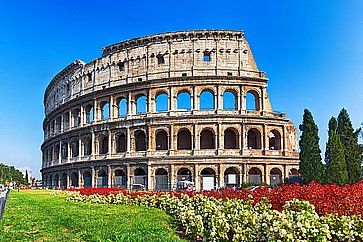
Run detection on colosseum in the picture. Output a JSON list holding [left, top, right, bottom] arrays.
[[41, 30, 299, 190]]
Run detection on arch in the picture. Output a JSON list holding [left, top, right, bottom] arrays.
[[60, 173, 67, 189], [97, 170, 108, 188], [118, 97, 127, 117], [114, 169, 126, 187], [72, 109, 81, 127], [54, 174, 59, 188], [155, 168, 168, 190], [224, 167, 240, 186], [290, 168, 299, 176], [177, 129, 192, 150], [200, 168, 216, 190], [248, 167, 262, 185], [61, 143, 68, 159], [83, 138, 92, 156], [70, 172, 79, 187], [116, 133, 127, 153], [71, 141, 79, 157], [200, 90, 214, 110], [270, 168, 282, 186], [155, 92, 169, 112], [136, 95, 147, 114], [269, 130, 281, 150], [200, 129, 215, 149], [247, 128, 261, 149], [224, 128, 238, 149], [101, 101, 110, 120], [177, 168, 192, 182], [223, 90, 237, 110], [156, 130, 168, 150], [177, 91, 191, 111], [246, 90, 259, 111], [85, 105, 94, 123], [83, 171, 92, 188], [133, 168, 146, 188], [99, 136, 109, 154], [135, 130, 146, 151]]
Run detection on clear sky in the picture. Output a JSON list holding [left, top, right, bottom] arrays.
[[0, 1, 362, 178]]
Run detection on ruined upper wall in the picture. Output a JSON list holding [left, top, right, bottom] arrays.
[[44, 30, 266, 114]]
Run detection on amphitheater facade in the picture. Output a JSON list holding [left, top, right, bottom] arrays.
[[41, 30, 299, 190]]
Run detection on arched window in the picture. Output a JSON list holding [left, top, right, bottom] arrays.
[[200, 129, 215, 149], [177, 129, 192, 150], [155, 168, 168, 190], [118, 98, 127, 117], [200, 90, 214, 110], [248, 167, 262, 185], [83, 171, 92, 188], [135, 130, 146, 151], [177, 91, 191, 111], [224, 129, 238, 149], [177, 168, 192, 182], [133, 168, 146, 187], [83, 138, 92, 156], [63, 115, 69, 130], [114, 169, 126, 187], [99, 136, 109, 154], [116, 133, 126, 153], [97, 170, 108, 188], [61, 143, 68, 159], [71, 141, 79, 157], [71, 172, 79, 187], [156, 93, 168, 112], [247, 128, 261, 149], [72, 109, 81, 127], [60, 173, 67, 188], [270, 168, 282, 186], [200, 168, 216, 190], [85, 105, 94, 123], [101, 102, 110, 120], [136, 95, 147, 114], [223, 91, 237, 110], [156, 130, 168, 150], [246, 90, 259, 111], [224, 167, 240, 186], [269, 130, 281, 150]]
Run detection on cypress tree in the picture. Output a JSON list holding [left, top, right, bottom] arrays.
[[337, 108, 362, 183], [325, 117, 348, 185], [25, 170, 29, 186], [299, 109, 324, 183]]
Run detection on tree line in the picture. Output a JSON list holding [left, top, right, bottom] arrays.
[[0, 163, 27, 185], [299, 108, 362, 185]]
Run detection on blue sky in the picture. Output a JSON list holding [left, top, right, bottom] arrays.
[[0, 1, 362, 178]]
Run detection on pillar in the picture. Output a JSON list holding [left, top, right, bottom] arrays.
[[126, 127, 131, 154], [91, 166, 95, 188], [109, 95, 114, 119], [108, 165, 112, 188], [194, 164, 199, 191]]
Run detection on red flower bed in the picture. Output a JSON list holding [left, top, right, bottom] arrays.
[[69, 180, 363, 216]]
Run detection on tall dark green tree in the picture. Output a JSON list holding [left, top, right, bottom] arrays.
[[25, 170, 29, 186], [299, 109, 324, 183], [325, 117, 348, 185], [337, 109, 362, 183]]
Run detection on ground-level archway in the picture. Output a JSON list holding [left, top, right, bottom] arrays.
[[70, 172, 79, 187], [270, 168, 282, 187], [83, 171, 92, 188], [154, 168, 168, 190], [114, 169, 126, 188], [248, 167, 262, 185], [60, 173, 67, 189], [177, 168, 192, 182], [97, 170, 108, 188], [133, 168, 146, 188], [224, 167, 240, 187], [200, 168, 216, 190]]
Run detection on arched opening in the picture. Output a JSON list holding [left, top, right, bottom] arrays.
[[270, 168, 282, 187], [177, 168, 192, 182], [97, 170, 108, 188], [83, 138, 92, 156], [133, 168, 146, 188], [99, 136, 109, 154], [71, 172, 79, 187], [223, 91, 237, 110], [269, 130, 281, 150], [177, 91, 191, 111], [177, 129, 192, 150], [49, 174, 53, 188], [60, 173, 67, 189], [72, 109, 81, 127], [289, 168, 299, 176], [118, 98, 127, 117], [85, 105, 94, 123], [71, 141, 79, 158], [63, 114, 69, 130], [135, 130, 146, 151], [61, 143, 68, 159], [155, 168, 168, 190], [224, 128, 238, 149], [101, 102, 110, 120], [54, 174, 59, 188], [200, 129, 215, 149], [83, 171, 92, 188], [156, 130, 168, 150], [200, 168, 216, 190], [155, 93, 168, 112], [248, 167, 262, 185], [136, 95, 147, 114], [224, 167, 240, 187], [247, 128, 261, 149], [200, 90, 214, 110], [116, 133, 127, 153], [114, 169, 126, 187], [246, 90, 259, 111]]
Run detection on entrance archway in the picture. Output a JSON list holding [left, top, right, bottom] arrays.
[[270, 168, 282, 186], [97, 170, 108, 188], [248, 167, 262, 185], [200, 168, 216, 190], [224, 167, 240, 187], [83, 171, 92, 188], [155, 168, 168, 190], [114, 169, 126, 187]]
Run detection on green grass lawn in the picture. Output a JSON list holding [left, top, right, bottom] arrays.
[[0, 190, 186, 242]]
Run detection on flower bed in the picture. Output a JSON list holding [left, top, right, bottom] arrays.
[[66, 191, 363, 241], [70, 180, 363, 216]]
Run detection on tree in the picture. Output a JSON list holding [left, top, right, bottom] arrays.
[[25, 170, 29, 186], [337, 109, 362, 184], [299, 109, 324, 183], [325, 117, 348, 185]]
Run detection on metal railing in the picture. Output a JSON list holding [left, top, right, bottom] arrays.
[[0, 188, 10, 220]]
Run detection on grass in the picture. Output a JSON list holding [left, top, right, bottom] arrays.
[[0, 190, 186, 242]]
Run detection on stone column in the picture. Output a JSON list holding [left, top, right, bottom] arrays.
[[263, 124, 268, 152], [91, 166, 95, 188], [59, 140, 62, 163], [91, 132, 96, 157], [126, 127, 131, 154], [282, 126, 287, 154], [78, 138, 82, 158], [108, 165, 112, 188], [78, 169, 82, 188], [80, 105, 84, 126], [147, 165, 152, 190], [192, 85, 196, 111], [108, 130, 112, 155], [170, 164, 175, 190], [93, 99, 98, 121], [194, 164, 199, 191], [69, 110, 73, 128], [218, 164, 223, 188], [67, 142, 71, 163], [126, 164, 131, 189], [147, 89, 152, 113], [169, 124, 174, 155], [217, 123, 222, 153], [109, 95, 114, 119], [243, 163, 247, 184], [169, 86, 175, 111]]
